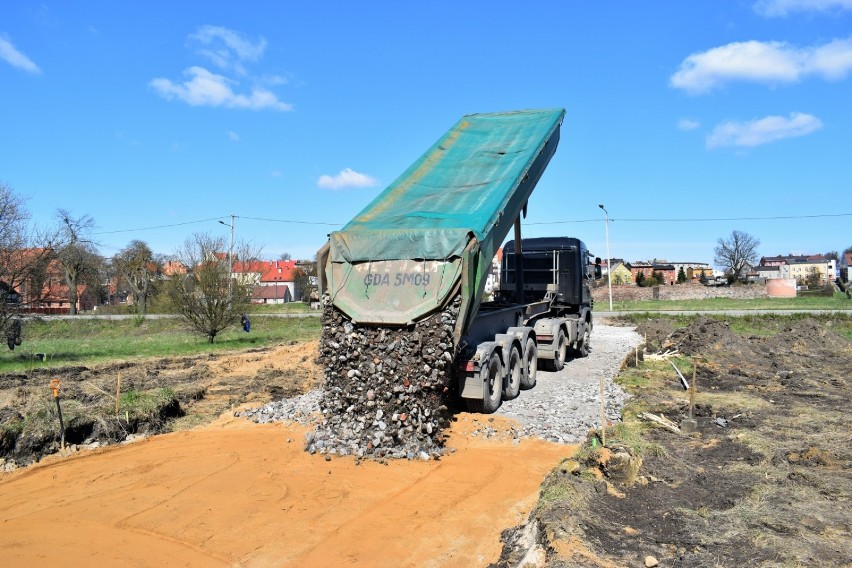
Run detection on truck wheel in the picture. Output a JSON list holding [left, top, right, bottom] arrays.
[[502, 345, 522, 401], [574, 323, 591, 358], [465, 352, 503, 414], [520, 337, 537, 390]]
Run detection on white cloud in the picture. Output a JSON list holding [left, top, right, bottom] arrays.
[[317, 168, 378, 190], [754, 0, 852, 17], [189, 25, 266, 75], [227, 130, 240, 141], [677, 118, 701, 131], [670, 37, 852, 93], [706, 112, 822, 148], [149, 66, 293, 111], [0, 35, 41, 74]]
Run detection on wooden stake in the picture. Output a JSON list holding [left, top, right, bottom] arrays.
[[599, 374, 606, 446], [689, 361, 697, 419], [635, 345, 639, 366], [115, 371, 122, 415]]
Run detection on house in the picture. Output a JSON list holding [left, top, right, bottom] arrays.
[[626, 261, 676, 285], [600, 258, 625, 276], [669, 261, 711, 280], [760, 254, 836, 285], [251, 284, 292, 304], [1, 250, 98, 313], [754, 265, 781, 280], [162, 260, 187, 277], [608, 261, 633, 285], [687, 266, 714, 280], [259, 260, 302, 301], [231, 259, 303, 303]]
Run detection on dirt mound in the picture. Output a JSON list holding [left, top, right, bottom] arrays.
[[517, 315, 852, 567]]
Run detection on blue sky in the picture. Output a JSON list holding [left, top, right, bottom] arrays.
[[1, 1, 850, 266]]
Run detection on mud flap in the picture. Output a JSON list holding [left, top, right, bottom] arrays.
[[459, 373, 484, 400]]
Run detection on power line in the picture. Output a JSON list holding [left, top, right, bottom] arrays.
[[528, 212, 852, 225], [92, 217, 223, 235], [91, 211, 852, 236], [238, 215, 341, 227]]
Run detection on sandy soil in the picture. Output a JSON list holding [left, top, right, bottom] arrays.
[[0, 411, 570, 567]]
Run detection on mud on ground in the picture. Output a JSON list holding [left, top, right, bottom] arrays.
[[502, 315, 851, 568], [0, 341, 321, 467]]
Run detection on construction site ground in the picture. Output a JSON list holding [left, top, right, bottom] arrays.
[[1, 314, 850, 567]]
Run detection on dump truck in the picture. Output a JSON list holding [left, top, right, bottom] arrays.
[[317, 108, 600, 413]]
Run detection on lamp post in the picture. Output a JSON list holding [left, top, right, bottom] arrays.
[[598, 204, 613, 312], [219, 214, 235, 300]]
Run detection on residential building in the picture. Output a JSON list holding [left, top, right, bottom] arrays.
[[669, 262, 711, 279], [608, 261, 633, 285], [760, 254, 836, 285], [626, 261, 676, 285], [233, 259, 303, 302]]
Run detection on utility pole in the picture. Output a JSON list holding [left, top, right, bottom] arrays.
[[599, 204, 613, 312], [219, 214, 235, 301]]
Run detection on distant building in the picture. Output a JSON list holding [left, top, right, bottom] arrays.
[[626, 261, 676, 285], [760, 254, 836, 285], [232, 259, 303, 302], [608, 261, 633, 285]]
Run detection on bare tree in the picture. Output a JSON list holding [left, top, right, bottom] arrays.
[[714, 230, 760, 282], [0, 183, 57, 347], [279, 252, 292, 261], [54, 209, 99, 315], [113, 240, 160, 316], [165, 232, 255, 343]]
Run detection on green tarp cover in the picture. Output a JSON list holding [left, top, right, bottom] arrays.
[[330, 108, 566, 263]]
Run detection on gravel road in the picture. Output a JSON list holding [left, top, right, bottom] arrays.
[[243, 323, 642, 447], [495, 323, 643, 443]]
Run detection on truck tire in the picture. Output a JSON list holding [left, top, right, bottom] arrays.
[[520, 337, 537, 390], [574, 322, 591, 358], [465, 352, 503, 414], [544, 328, 567, 372], [502, 345, 522, 401]]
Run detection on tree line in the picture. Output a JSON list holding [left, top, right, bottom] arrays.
[[0, 181, 317, 345]]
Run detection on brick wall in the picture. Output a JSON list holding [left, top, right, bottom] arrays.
[[592, 282, 768, 303]]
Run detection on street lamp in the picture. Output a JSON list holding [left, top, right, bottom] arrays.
[[598, 204, 613, 312], [219, 214, 235, 300]]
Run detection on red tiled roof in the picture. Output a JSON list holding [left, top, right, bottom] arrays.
[[230, 259, 301, 282], [252, 285, 292, 301]]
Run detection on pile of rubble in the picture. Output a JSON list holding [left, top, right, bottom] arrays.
[[308, 294, 461, 460]]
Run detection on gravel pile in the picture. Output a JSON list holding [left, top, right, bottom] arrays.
[[302, 294, 461, 460], [240, 319, 642, 457], [238, 389, 321, 427]]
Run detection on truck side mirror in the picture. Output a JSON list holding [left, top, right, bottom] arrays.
[[594, 257, 602, 280]]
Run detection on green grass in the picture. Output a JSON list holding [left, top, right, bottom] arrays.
[[0, 315, 322, 373], [609, 291, 851, 312], [94, 301, 316, 316], [119, 387, 177, 419]]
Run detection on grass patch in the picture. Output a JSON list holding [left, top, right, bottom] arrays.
[[119, 387, 176, 420], [1, 315, 321, 373]]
